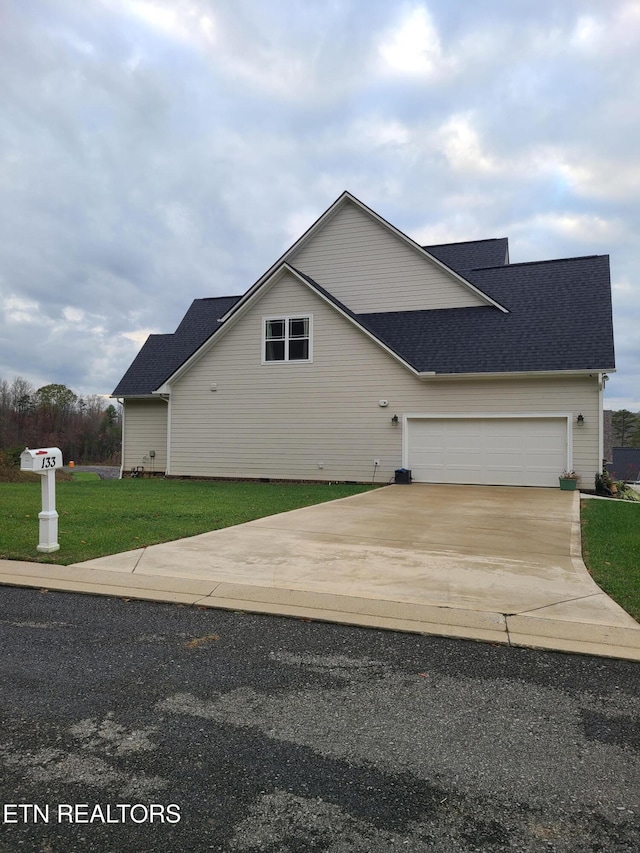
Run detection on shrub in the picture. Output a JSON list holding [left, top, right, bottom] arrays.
[[0, 449, 72, 483], [0, 449, 24, 482]]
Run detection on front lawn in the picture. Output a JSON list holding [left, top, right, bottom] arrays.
[[581, 498, 640, 622], [0, 477, 375, 565]]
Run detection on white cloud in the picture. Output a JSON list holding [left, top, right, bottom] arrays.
[[155, 202, 198, 239], [122, 328, 160, 346], [612, 278, 634, 296], [570, 16, 601, 51], [412, 217, 487, 247], [63, 306, 85, 323], [436, 114, 497, 175], [117, 0, 217, 47], [355, 117, 411, 148], [552, 155, 640, 203], [570, 3, 640, 55], [378, 5, 453, 78], [3, 295, 49, 325], [282, 208, 322, 249], [526, 212, 622, 244]]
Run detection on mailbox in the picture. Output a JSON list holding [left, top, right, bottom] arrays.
[[20, 447, 63, 552], [20, 447, 63, 474]]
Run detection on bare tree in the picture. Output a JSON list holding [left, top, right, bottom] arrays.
[[0, 377, 121, 464]]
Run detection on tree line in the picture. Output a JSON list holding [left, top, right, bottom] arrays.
[[0, 377, 121, 465], [612, 410, 640, 447]]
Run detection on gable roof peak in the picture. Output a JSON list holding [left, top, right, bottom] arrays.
[[216, 191, 508, 323]]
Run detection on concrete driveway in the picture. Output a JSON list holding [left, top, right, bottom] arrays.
[[2, 484, 640, 660]]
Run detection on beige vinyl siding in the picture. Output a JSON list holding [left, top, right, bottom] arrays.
[[168, 271, 601, 486], [289, 200, 487, 313], [123, 399, 167, 474]]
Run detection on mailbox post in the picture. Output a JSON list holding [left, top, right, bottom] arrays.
[[20, 447, 63, 553]]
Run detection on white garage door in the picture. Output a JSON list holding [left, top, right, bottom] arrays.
[[406, 417, 568, 487]]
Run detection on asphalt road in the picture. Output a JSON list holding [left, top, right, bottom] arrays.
[[64, 466, 120, 480], [0, 586, 638, 853]]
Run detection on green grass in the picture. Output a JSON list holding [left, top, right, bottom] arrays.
[[581, 499, 640, 622], [0, 478, 376, 566]]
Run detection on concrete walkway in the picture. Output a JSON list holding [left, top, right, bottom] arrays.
[[2, 484, 639, 660]]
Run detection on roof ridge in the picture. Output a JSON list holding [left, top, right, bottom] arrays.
[[474, 254, 606, 271], [194, 294, 242, 301], [356, 306, 496, 322], [424, 237, 507, 248], [288, 265, 360, 319]]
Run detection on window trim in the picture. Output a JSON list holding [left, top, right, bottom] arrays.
[[262, 314, 313, 364]]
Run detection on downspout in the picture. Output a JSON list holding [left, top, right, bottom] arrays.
[[117, 399, 125, 480], [598, 373, 605, 473], [160, 393, 171, 476]]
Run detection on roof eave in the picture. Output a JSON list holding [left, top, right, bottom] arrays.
[[111, 392, 164, 400]]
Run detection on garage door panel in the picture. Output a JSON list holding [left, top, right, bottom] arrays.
[[447, 450, 483, 465], [407, 418, 567, 487]]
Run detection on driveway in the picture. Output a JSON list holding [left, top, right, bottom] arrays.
[[4, 483, 631, 660]]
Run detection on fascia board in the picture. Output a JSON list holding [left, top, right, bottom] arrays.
[[418, 368, 616, 381], [111, 393, 160, 400], [218, 191, 508, 323]]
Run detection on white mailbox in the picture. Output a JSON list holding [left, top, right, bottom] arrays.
[[20, 447, 63, 552], [20, 447, 63, 474]]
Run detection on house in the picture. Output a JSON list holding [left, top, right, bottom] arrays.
[[607, 448, 640, 482], [113, 191, 615, 488]]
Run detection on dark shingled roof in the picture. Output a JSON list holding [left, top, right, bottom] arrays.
[[424, 238, 509, 272], [113, 246, 615, 396], [113, 295, 240, 396], [358, 255, 614, 373]]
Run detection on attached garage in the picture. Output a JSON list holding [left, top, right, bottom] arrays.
[[405, 416, 570, 487]]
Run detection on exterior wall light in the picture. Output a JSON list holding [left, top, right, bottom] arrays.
[[577, 413, 584, 426], [391, 414, 399, 424]]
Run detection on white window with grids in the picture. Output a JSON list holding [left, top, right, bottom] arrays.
[[262, 315, 312, 363]]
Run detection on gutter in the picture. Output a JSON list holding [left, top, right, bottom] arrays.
[[418, 368, 617, 381], [116, 399, 125, 480]]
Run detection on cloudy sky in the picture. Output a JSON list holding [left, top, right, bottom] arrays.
[[1, 0, 638, 408]]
